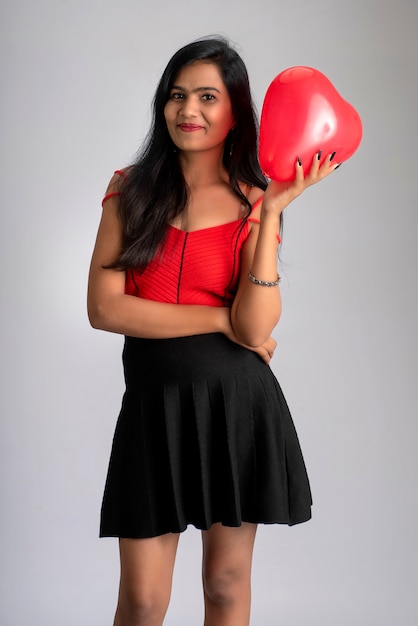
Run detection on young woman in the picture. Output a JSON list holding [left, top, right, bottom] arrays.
[[88, 36, 339, 626]]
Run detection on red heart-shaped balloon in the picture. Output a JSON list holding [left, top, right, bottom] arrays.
[[259, 67, 362, 181]]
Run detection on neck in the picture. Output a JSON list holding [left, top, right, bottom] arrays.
[[179, 147, 228, 188]]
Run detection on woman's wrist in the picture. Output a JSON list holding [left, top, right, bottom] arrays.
[[260, 205, 283, 224], [216, 307, 232, 335]]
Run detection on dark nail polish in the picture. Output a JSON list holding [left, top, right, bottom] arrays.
[[297, 156, 302, 166], [317, 150, 322, 160], [330, 151, 336, 161], [334, 163, 342, 170]]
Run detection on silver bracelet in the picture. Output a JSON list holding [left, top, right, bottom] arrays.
[[248, 271, 281, 287]]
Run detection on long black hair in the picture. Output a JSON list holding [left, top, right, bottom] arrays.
[[111, 36, 268, 271]]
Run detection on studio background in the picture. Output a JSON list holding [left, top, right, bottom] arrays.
[[1, 0, 417, 624]]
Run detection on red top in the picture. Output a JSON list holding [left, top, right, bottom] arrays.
[[102, 171, 278, 307]]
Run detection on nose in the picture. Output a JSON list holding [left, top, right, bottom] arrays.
[[179, 95, 199, 117]]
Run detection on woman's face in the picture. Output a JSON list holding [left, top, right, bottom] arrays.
[[164, 61, 234, 154]]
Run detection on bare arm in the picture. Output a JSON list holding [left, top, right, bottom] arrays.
[[230, 210, 282, 347], [231, 152, 339, 346]]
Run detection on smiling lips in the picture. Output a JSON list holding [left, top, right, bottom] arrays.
[[178, 123, 204, 132]]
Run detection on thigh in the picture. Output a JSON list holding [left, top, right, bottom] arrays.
[[118, 534, 180, 604]]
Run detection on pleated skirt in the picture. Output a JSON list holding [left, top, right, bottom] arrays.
[[100, 333, 312, 538]]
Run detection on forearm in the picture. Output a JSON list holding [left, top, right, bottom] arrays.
[[88, 292, 229, 339], [231, 210, 282, 346]]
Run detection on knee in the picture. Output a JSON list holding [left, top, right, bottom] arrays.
[[203, 566, 247, 608], [117, 588, 168, 625]]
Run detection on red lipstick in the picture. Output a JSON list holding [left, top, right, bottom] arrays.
[[178, 123, 204, 132]]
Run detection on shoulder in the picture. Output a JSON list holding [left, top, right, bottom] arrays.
[[247, 186, 264, 221], [106, 167, 132, 191], [247, 186, 264, 204], [102, 167, 133, 207]]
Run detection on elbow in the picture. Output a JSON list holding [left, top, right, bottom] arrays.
[[87, 300, 110, 331], [87, 307, 103, 330], [232, 312, 282, 348], [237, 331, 271, 349], [88, 312, 102, 330], [232, 324, 275, 348]]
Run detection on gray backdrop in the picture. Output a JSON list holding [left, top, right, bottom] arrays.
[[1, 0, 417, 624]]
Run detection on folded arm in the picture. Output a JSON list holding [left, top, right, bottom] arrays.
[[87, 182, 230, 339]]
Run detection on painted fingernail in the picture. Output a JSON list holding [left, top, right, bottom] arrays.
[[297, 156, 302, 166], [330, 151, 336, 161], [317, 150, 322, 160], [334, 163, 342, 170]]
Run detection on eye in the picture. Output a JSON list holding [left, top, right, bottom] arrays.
[[201, 93, 216, 101], [170, 92, 185, 100]]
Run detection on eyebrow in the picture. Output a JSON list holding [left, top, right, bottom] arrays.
[[170, 85, 221, 94]]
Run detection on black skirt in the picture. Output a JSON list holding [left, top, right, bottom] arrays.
[[100, 333, 312, 538]]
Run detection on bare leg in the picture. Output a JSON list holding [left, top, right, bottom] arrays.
[[201, 523, 257, 626], [113, 533, 180, 626]]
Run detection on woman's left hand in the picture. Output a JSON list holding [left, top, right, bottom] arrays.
[[262, 151, 340, 216]]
